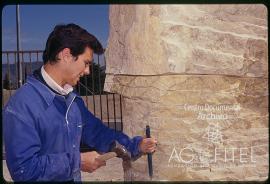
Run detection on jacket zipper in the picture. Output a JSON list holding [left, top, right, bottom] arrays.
[[65, 95, 77, 179], [65, 96, 76, 132]]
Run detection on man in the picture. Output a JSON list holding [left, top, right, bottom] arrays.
[[3, 23, 157, 182]]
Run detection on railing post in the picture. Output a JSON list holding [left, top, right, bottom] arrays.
[[16, 5, 22, 88]]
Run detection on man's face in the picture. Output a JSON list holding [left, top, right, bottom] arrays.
[[63, 47, 93, 86]]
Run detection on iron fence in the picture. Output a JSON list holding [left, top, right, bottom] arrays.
[[2, 50, 123, 154]]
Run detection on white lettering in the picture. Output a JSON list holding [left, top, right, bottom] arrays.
[[179, 147, 194, 163], [214, 148, 222, 162], [168, 147, 180, 163], [225, 147, 237, 162], [240, 147, 248, 163], [251, 147, 256, 163]]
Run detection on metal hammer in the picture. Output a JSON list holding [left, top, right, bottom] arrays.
[[96, 141, 131, 162]]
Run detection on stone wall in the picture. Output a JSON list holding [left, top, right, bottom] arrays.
[[104, 5, 268, 181]]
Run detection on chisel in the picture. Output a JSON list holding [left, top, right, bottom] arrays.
[[146, 125, 153, 179]]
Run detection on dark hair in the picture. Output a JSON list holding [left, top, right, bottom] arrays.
[[42, 23, 104, 64]]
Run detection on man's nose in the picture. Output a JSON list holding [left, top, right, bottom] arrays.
[[84, 66, 90, 75]]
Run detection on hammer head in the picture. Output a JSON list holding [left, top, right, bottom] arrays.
[[111, 141, 131, 161]]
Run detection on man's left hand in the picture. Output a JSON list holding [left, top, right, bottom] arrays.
[[139, 137, 157, 154]]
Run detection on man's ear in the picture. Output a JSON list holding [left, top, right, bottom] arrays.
[[60, 48, 71, 62]]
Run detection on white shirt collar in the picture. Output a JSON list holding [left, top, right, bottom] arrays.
[[41, 66, 73, 95]]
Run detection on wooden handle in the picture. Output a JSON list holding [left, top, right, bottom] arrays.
[[96, 152, 117, 162]]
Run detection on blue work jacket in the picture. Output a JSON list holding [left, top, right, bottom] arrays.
[[3, 75, 143, 181]]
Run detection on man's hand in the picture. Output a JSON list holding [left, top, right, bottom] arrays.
[[139, 137, 158, 154], [80, 151, 106, 173]]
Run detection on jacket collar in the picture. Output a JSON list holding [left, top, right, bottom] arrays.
[[41, 66, 74, 96], [26, 75, 79, 107]]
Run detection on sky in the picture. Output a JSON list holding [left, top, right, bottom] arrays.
[[2, 5, 109, 51]]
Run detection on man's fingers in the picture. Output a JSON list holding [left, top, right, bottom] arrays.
[[146, 141, 158, 147], [146, 144, 156, 149], [144, 138, 158, 144], [95, 158, 106, 166], [147, 146, 156, 151], [140, 137, 158, 154], [147, 148, 156, 153]]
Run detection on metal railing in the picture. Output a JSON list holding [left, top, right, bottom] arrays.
[[2, 50, 123, 131]]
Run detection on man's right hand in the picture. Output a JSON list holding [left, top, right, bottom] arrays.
[[80, 151, 106, 173]]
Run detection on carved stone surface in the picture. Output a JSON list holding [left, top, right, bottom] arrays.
[[105, 5, 268, 181], [105, 5, 267, 77]]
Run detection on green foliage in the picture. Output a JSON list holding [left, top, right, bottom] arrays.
[[77, 63, 106, 96]]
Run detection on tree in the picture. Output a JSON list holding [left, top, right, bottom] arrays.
[[77, 63, 106, 96]]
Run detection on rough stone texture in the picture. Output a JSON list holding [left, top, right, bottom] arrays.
[[105, 75, 268, 181], [105, 5, 267, 77], [105, 5, 268, 181]]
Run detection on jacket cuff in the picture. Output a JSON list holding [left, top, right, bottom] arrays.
[[131, 136, 144, 160]]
